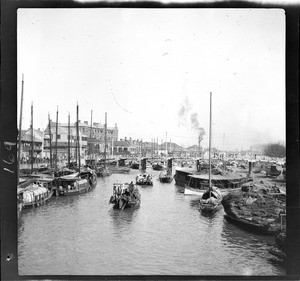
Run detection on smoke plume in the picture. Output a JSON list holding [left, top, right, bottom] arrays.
[[178, 97, 205, 145]]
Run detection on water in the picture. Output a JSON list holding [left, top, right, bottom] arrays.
[[18, 168, 285, 276]]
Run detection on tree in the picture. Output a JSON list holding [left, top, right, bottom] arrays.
[[264, 143, 286, 158]]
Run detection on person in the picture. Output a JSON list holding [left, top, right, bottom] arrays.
[[129, 181, 134, 194]]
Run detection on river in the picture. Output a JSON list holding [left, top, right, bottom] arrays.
[[18, 168, 285, 276]]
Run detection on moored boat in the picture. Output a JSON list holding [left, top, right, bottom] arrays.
[[109, 182, 141, 209], [131, 162, 140, 169], [53, 168, 97, 196], [199, 187, 223, 213], [184, 173, 249, 196], [136, 173, 153, 186], [19, 177, 54, 209], [159, 170, 173, 183], [152, 162, 165, 171]]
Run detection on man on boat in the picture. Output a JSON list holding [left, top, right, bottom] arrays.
[[129, 181, 134, 194]]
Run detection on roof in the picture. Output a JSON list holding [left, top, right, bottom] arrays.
[[44, 124, 68, 135], [188, 172, 247, 180], [113, 140, 130, 147], [21, 134, 43, 143]]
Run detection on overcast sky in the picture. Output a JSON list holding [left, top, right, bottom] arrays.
[[17, 8, 285, 150]]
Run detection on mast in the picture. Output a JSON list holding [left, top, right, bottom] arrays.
[[48, 113, 53, 168], [30, 102, 34, 174], [165, 132, 168, 156], [76, 103, 81, 173], [68, 112, 70, 167], [18, 74, 24, 184], [209, 92, 212, 198], [104, 112, 107, 169], [55, 106, 58, 168], [90, 110, 93, 159]]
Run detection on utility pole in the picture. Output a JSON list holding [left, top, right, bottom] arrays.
[[18, 74, 24, 184], [55, 106, 58, 168], [30, 102, 34, 174]]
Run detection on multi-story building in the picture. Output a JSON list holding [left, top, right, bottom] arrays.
[[43, 120, 118, 159], [19, 128, 44, 162]]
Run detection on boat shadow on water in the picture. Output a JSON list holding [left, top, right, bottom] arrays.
[[108, 206, 140, 234]]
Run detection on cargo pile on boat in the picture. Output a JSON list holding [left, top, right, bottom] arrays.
[[222, 185, 285, 235]]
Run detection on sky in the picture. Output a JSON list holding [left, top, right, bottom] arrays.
[[17, 8, 285, 151]]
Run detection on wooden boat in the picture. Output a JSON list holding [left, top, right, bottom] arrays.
[[159, 170, 173, 183], [109, 182, 141, 209], [109, 159, 131, 174], [96, 165, 111, 177], [199, 187, 223, 213], [136, 173, 153, 186], [152, 162, 165, 171], [224, 214, 276, 235], [265, 165, 281, 177], [222, 191, 285, 235], [110, 166, 131, 173], [131, 162, 140, 169], [18, 177, 54, 209], [53, 168, 97, 196]]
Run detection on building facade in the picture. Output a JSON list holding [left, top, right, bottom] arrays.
[[43, 120, 118, 159]]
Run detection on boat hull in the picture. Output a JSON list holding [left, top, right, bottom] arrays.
[[159, 176, 173, 183], [22, 190, 54, 209], [184, 186, 241, 196], [224, 214, 275, 235]]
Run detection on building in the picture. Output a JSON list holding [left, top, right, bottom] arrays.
[[43, 120, 118, 159], [19, 128, 44, 162]]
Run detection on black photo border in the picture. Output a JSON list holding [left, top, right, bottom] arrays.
[[1, 0, 299, 280]]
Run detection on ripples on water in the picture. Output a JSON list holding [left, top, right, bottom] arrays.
[[18, 169, 285, 276]]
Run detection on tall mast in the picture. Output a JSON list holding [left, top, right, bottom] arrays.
[[76, 103, 81, 173], [68, 112, 70, 167], [30, 102, 34, 174], [18, 74, 24, 184], [48, 113, 53, 167], [90, 110, 93, 159], [209, 92, 212, 197], [55, 106, 58, 168], [104, 112, 107, 169], [165, 132, 167, 156]]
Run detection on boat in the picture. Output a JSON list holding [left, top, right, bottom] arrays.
[[173, 166, 201, 186], [53, 168, 97, 196], [222, 191, 285, 235], [223, 214, 276, 235], [265, 165, 281, 177], [159, 170, 173, 183], [136, 173, 153, 186], [152, 162, 165, 171], [96, 165, 111, 177], [109, 158, 131, 174], [109, 182, 141, 209], [131, 161, 140, 169], [110, 166, 131, 173], [159, 158, 173, 183], [18, 177, 54, 209], [184, 173, 246, 196], [199, 187, 223, 213]]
